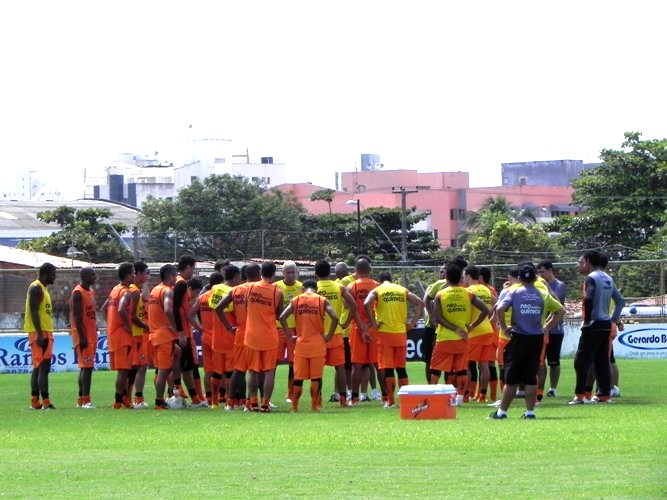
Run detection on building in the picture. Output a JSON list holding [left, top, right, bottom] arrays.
[[501, 159, 598, 187], [1, 170, 44, 201], [278, 160, 581, 249]]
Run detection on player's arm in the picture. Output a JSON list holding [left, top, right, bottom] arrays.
[[610, 285, 626, 325], [274, 288, 285, 320], [162, 289, 178, 335], [214, 290, 236, 333], [187, 298, 203, 331], [130, 289, 149, 331], [468, 294, 490, 331], [406, 291, 424, 331], [28, 285, 46, 346], [495, 296, 511, 335], [118, 291, 133, 334], [279, 302, 296, 344], [543, 299, 565, 333], [323, 299, 339, 342], [71, 289, 88, 349], [172, 281, 186, 332], [363, 290, 379, 329], [340, 286, 361, 331], [423, 287, 435, 320]]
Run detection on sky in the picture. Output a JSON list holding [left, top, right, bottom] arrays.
[[2, 1, 666, 199]]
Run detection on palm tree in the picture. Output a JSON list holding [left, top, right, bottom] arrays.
[[464, 196, 536, 231]]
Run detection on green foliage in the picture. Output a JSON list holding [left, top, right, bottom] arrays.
[[557, 132, 667, 258], [463, 220, 558, 264], [18, 207, 132, 263]]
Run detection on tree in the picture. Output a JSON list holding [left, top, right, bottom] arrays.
[[554, 132, 667, 258], [309, 188, 336, 215], [18, 207, 133, 263], [464, 196, 537, 232], [137, 174, 306, 261], [463, 220, 558, 264]]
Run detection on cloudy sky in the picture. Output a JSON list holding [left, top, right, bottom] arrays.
[[1, 1, 665, 198]]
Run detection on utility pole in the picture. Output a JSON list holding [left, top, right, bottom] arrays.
[[392, 186, 418, 264]]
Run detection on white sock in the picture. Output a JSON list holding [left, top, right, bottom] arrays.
[[497, 409, 507, 417]]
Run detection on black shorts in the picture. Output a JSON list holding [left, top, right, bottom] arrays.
[[343, 337, 352, 370], [421, 327, 436, 364], [504, 333, 543, 386], [180, 339, 195, 372], [546, 334, 564, 366]]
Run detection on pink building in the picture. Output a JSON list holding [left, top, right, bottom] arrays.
[[277, 169, 577, 248]]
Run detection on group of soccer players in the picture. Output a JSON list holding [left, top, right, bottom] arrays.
[[25, 249, 623, 417]]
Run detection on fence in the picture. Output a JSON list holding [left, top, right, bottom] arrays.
[[1, 259, 665, 333]]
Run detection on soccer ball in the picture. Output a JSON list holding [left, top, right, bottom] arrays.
[[166, 395, 185, 409]]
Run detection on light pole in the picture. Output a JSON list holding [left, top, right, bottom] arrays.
[[347, 199, 402, 259], [346, 199, 361, 255]]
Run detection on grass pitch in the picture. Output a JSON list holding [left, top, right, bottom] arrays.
[[1, 359, 666, 498]]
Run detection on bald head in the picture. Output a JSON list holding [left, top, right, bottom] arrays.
[[334, 262, 349, 279]]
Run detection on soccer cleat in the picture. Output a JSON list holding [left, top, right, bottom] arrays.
[[41, 403, 56, 410], [568, 397, 595, 405], [113, 402, 124, 409], [489, 410, 507, 419], [592, 395, 613, 404], [347, 399, 360, 407], [190, 399, 210, 408], [360, 393, 370, 402], [260, 405, 271, 413], [610, 385, 621, 398], [371, 389, 382, 401], [224, 405, 234, 411], [522, 412, 536, 419], [30, 397, 41, 410], [285, 398, 292, 403], [174, 386, 188, 399], [547, 388, 557, 398], [268, 401, 277, 409], [383, 403, 396, 409], [487, 399, 502, 408], [80, 402, 96, 409], [328, 393, 339, 403], [133, 401, 150, 410]]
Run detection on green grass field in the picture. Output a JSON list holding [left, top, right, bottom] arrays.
[[1, 360, 666, 498]]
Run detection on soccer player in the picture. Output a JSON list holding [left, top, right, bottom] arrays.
[[128, 261, 151, 408], [334, 261, 355, 402], [464, 265, 497, 402], [148, 264, 179, 410], [479, 266, 500, 401], [430, 263, 488, 406], [216, 263, 261, 411], [347, 258, 374, 406], [244, 261, 284, 412], [491, 265, 565, 419], [25, 263, 58, 410], [315, 259, 359, 408], [279, 280, 339, 412], [172, 255, 207, 407], [364, 271, 424, 408], [70, 267, 98, 409], [422, 264, 447, 383], [570, 250, 625, 404], [275, 261, 303, 403], [208, 266, 241, 407], [107, 262, 135, 409], [536, 260, 567, 398], [190, 271, 224, 405]]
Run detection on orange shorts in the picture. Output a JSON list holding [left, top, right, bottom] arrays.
[[233, 344, 249, 372], [325, 344, 346, 367], [201, 341, 213, 373], [152, 342, 174, 371], [76, 335, 98, 369], [246, 348, 276, 373], [468, 334, 495, 363], [29, 333, 54, 369], [212, 350, 234, 375], [294, 355, 325, 381], [497, 337, 510, 366], [276, 328, 296, 363], [431, 340, 468, 373], [350, 324, 378, 365], [377, 332, 407, 370], [131, 335, 150, 366], [110, 344, 132, 371]]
